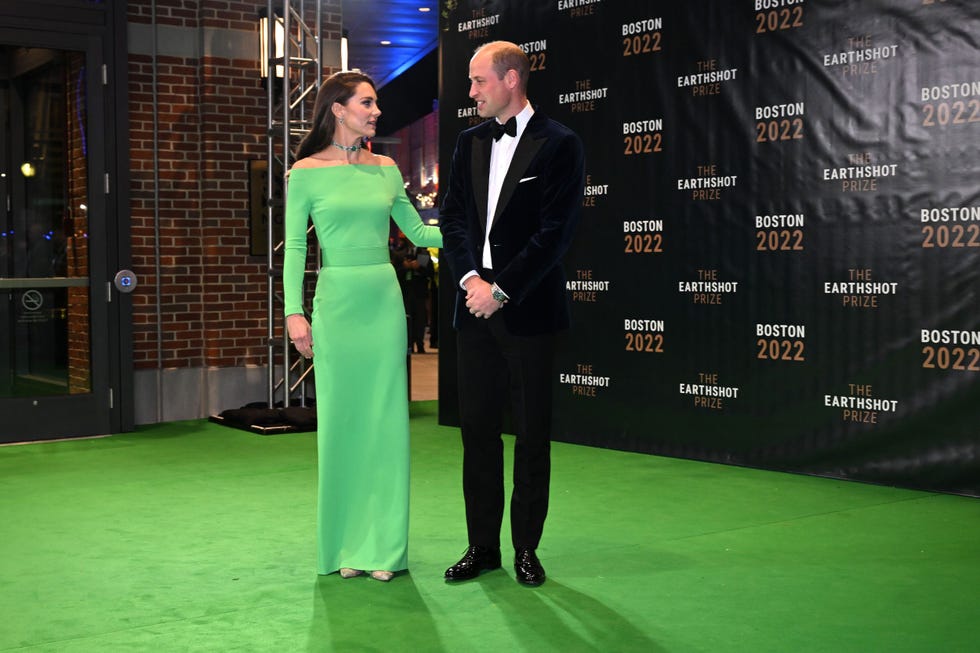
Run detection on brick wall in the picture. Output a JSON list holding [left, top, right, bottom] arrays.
[[127, 1, 340, 371]]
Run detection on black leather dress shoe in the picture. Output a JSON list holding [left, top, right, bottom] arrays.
[[444, 545, 502, 581], [514, 548, 546, 586]]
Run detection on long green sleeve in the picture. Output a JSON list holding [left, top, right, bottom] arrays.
[[282, 172, 311, 317], [388, 169, 443, 249]]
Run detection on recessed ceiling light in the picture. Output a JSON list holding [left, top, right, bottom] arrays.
[[380, 40, 391, 45]]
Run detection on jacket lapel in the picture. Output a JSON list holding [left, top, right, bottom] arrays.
[[490, 128, 544, 230], [471, 133, 491, 234]]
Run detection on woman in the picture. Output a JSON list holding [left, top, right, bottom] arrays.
[[283, 71, 442, 582]]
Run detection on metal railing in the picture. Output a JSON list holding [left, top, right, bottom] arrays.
[[264, 0, 322, 408]]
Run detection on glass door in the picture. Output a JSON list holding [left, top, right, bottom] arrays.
[[0, 31, 112, 442]]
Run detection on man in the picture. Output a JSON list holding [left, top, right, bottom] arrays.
[[440, 40, 585, 587]]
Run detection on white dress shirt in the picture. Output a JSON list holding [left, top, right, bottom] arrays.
[[485, 102, 534, 268]]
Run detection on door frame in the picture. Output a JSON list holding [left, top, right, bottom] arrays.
[[0, 1, 131, 442]]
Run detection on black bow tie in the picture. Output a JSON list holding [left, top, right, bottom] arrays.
[[490, 117, 517, 141]]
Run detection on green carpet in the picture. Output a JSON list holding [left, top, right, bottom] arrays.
[[1, 400, 977, 652]]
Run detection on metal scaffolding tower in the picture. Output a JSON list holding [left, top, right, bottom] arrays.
[[263, 0, 322, 409]]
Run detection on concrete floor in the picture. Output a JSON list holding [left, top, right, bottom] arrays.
[[409, 350, 438, 401]]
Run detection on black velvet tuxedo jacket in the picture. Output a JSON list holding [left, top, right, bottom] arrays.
[[440, 109, 586, 336]]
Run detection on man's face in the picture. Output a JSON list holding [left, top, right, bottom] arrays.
[[468, 50, 511, 120]]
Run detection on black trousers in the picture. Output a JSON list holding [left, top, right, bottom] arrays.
[[456, 312, 556, 551]]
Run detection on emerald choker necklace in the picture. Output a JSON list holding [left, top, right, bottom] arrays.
[[332, 141, 361, 153]]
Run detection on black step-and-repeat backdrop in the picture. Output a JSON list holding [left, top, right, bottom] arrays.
[[436, 0, 980, 497]]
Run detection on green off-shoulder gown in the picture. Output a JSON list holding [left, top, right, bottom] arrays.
[[283, 163, 442, 574]]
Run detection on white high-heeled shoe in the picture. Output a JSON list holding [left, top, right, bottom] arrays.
[[339, 568, 363, 579], [370, 570, 394, 582]]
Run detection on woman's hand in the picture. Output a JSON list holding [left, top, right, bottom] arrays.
[[286, 313, 314, 359]]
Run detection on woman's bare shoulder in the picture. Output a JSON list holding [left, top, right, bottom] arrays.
[[362, 152, 396, 167]]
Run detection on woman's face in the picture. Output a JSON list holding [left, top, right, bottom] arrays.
[[338, 82, 381, 138]]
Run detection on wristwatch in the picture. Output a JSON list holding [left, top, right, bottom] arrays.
[[490, 282, 509, 304]]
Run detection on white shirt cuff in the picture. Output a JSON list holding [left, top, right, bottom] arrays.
[[460, 270, 480, 290]]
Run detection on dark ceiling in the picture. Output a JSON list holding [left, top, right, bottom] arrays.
[[341, 0, 438, 88]]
